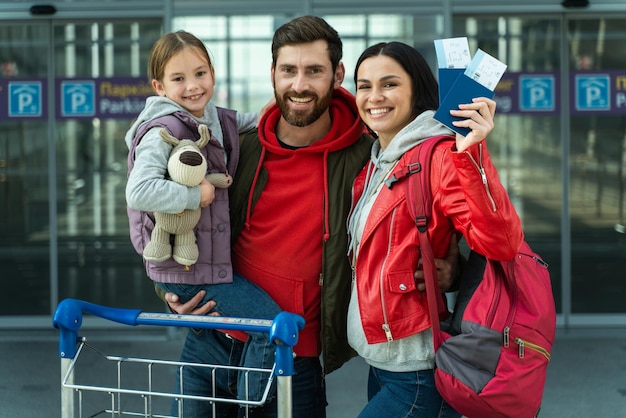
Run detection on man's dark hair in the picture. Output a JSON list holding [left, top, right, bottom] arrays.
[[272, 15, 343, 71]]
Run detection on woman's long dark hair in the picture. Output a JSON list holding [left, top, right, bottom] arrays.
[[354, 41, 439, 119]]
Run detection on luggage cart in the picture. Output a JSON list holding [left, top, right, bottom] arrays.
[[53, 298, 304, 418]]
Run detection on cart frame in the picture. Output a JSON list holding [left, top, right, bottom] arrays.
[[53, 298, 304, 418]]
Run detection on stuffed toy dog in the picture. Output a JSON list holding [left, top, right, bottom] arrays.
[[142, 124, 232, 266]]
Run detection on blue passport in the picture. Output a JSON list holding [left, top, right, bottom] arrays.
[[437, 68, 464, 106], [434, 43, 506, 136], [434, 72, 495, 137]]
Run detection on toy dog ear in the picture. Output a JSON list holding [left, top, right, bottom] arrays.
[[197, 124, 210, 148], [160, 128, 180, 146]]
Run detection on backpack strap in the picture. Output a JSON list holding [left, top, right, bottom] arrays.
[[401, 135, 454, 350]]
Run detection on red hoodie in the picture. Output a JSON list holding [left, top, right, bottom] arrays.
[[232, 88, 366, 357]]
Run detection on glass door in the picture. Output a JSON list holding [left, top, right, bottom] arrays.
[[0, 21, 53, 317], [452, 14, 565, 311], [0, 17, 164, 322], [566, 16, 626, 320], [452, 13, 626, 326]]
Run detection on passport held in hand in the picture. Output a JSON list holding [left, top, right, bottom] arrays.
[[434, 37, 507, 136]]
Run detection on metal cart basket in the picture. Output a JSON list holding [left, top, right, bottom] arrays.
[[53, 298, 304, 418]]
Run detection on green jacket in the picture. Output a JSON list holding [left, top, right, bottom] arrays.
[[230, 128, 373, 374]]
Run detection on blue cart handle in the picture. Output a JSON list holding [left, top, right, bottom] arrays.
[[53, 298, 304, 366]]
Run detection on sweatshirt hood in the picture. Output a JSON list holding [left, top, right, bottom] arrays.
[[370, 110, 453, 169], [348, 111, 453, 253], [257, 87, 365, 154], [125, 96, 184, 148], [245, 87, 365, 241], [124, 96, 221, 148]]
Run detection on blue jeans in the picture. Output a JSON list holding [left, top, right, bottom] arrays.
[[358, 366, 461, 418], [174, 328, 327, 418], [156, 274, 281, 409]]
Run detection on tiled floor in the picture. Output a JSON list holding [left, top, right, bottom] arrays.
[[0, 328, 625, 418]]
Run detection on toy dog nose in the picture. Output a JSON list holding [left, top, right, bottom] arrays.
[[179, 151, 204, 166]]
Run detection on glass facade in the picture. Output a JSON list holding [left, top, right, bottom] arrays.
[[0, 18, 165, 320], [0, 2, 625, 329], [450, 15, 626, 317]]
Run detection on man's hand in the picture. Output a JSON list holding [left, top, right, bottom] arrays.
[[166, 290, 220, 315], [199, 178, 216, 208], [415, 235, 461, 292]]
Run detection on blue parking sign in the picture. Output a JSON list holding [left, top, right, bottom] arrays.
[[61, 81, 95, 116], [9, 82, 42, 117], [576, 75, 610, 111], [520, 76, 554, 111]]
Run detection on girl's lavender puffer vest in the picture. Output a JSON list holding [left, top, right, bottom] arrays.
[[127, 108, 239, 285]]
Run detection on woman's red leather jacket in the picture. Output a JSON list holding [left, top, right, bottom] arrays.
[[350, 139, 523, 345]]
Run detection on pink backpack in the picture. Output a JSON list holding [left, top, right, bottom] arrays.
[[401, 135, 556, 418]]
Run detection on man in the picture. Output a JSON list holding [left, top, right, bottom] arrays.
[[164, 15, 457, 418]]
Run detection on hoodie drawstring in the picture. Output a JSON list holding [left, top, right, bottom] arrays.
[[245, 146, 266, 231], [323, 149, 330, 242]]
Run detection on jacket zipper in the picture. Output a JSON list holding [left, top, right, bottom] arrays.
[[380, 208, 397, 342], [464, 143, 497, 212]]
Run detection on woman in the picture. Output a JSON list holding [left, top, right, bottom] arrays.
[[347, 42, 523, 417]]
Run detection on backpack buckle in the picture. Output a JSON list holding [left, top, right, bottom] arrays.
[[415, 215, 428, 232], [384, 175, 399, 188], [407, 162, 421, 175]]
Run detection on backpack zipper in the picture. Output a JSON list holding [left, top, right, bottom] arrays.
[[503, 253, 550, 356], [486, 269, 502, 326], [520, 252, 549, 268], [514, 337, 551, 361], [504, 260, 519, 331]]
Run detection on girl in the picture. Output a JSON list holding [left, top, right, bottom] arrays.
[[347, 41, 523, 417], [125, 30, 280, 415]]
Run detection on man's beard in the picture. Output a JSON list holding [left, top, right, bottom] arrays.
[[275, 83, 334, 127]]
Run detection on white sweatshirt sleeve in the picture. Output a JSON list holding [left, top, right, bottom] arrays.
[[237, 112, 259, 133]]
